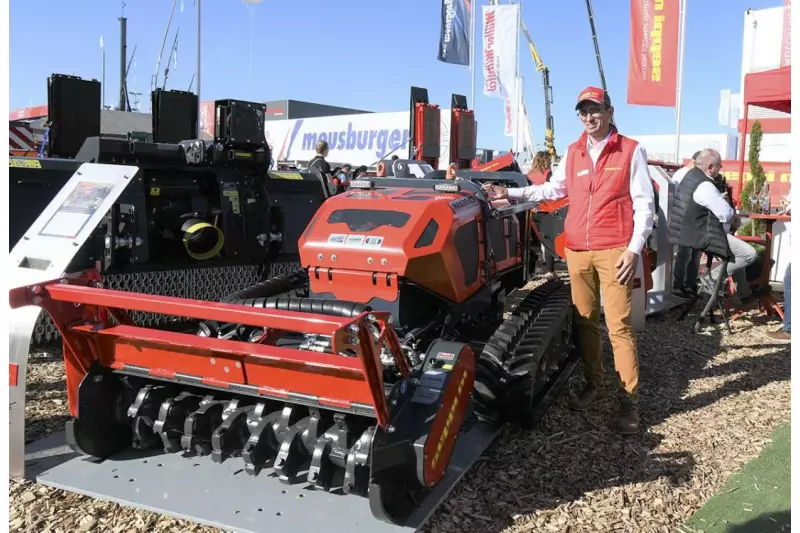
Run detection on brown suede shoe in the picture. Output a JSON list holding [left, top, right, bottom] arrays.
[[568, 382, 605, 411], [764, 329, 791, 343], [614, 394, 640, 435]]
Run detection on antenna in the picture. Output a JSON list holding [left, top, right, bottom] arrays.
[[162, 28, 180, 89], [129, 91, 143, 112], [118, 15, 128, 111], [153, 0, 179, 92]]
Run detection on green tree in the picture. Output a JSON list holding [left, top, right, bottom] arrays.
[[737, 120, 767, 237]]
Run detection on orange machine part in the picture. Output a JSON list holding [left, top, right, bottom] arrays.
[[422, 343, 475, 486], [298, 187, 499, 304]]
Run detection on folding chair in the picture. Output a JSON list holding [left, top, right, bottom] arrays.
[[676, 251, 732, 334]]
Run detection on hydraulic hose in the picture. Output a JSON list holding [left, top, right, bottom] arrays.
[[233, 296, 370, 319], [220, 270, 309, 303], [198, 271, 371, 338]]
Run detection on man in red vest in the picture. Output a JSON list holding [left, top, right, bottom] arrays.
[[482, 87, 655, 434]]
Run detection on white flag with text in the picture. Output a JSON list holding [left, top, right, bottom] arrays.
[[482, 4, 519, 100]]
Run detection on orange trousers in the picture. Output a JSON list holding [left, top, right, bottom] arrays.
[[564, 247, 639, 396]]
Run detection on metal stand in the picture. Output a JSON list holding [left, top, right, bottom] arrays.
[[9, 162, 140, 477]]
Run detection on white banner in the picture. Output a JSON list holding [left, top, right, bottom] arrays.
[[503, 98, 514, 137], [482, 4, 519, 99], [718, 89, 731, 127], [522, 102, 535, 155], [263, 110, 454, 169], [504, 77, 525, 155]]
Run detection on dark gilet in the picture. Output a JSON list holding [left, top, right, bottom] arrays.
[[668, 168, 734, 261]]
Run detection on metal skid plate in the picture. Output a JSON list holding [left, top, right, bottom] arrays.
[[30, 423, 499, 533]]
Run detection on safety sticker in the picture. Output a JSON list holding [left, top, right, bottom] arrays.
[[436, 352, 456, 362], [269, 172, 304, 181], [39, 181, 114, 239], [327, 233, 348, 244], [9, 159, 42, 168], [363, 236, 384, 248]]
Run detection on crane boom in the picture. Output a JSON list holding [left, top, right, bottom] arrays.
[[162, 28, 180, 90], [583, 0, 614, 126], [518, 18, 556, 158]]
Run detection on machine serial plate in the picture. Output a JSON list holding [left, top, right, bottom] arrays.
[[28, 424, 499, 533]]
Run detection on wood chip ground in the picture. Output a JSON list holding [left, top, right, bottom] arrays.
[[9, 273, 791, 533]]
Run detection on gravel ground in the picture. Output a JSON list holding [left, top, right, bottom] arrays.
[[9, 273, 791, 533]]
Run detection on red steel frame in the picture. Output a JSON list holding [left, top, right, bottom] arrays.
[[9, 270, 410, 429]]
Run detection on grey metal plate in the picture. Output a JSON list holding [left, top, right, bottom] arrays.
[[31, 424, 499, 533]]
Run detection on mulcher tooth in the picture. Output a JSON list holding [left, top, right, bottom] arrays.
[[302, 409, 334, 452], [181, 396, 228, 455], [210, 402, 256, 463], [343, 429, 373, 496], [242, 407, 282, 476], [308, 439, 334, 489], [128, 385, 174, 450], [274, 408, 334, 484], [274, 420, 308, 484], [153, 392, 204, 453], [308, 412, 352, 491]]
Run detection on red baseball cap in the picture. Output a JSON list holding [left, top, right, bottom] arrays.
[[575, 86, 612, 110]]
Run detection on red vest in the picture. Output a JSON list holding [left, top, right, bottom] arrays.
[[563, 128, 639, 251]]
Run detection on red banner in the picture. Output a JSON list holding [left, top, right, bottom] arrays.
[[627, 0, 681, 107], [781, 0, 792, 67]]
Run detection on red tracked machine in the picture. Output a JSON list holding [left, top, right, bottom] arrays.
[[10, 162, 579, 531]]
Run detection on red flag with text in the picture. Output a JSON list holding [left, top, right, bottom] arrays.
[[627, 0, 680, 107]]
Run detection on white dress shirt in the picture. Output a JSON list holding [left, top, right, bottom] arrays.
[[507, 132, 655, 254], [692, 180, 735, 233], [671, 166, 692, 186]]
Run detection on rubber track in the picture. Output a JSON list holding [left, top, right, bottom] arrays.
[[472, 277, 574, 424]]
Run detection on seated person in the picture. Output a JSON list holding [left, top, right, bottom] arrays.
[[668, 149, 757, 302]]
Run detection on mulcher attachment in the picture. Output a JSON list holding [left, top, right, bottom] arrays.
[[473, 277, 578, 426], [10, 272, 478, 526]]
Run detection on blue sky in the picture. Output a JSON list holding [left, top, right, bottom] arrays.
[[9, 0, 783, 154]]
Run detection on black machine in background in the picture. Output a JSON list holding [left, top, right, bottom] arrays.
[[47, 74, 102, 158], [151, 89, 198, 143], [10, 84, 332, 344]]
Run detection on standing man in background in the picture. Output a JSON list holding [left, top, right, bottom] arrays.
[[482, 87, 655, 435], [308, 140, 334, 183]]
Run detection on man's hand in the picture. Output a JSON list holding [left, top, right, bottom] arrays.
[[481, 183, 508, 200], [730, 213, 742, 231], [615, 250, 638, 285]]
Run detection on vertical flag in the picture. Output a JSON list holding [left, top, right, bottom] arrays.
[[504, 97, 515, 137], [718, 89, 732, 127], [781, 0, 791, 66], [522, 102, 535, 155], [627, 0, 680, 106], [482, 4, 519, 99], [438, 0, 471, 66]]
